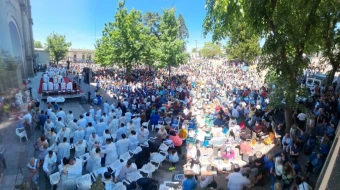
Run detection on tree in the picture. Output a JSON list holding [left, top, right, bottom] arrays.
[[203, 0, 322, 128], [313, 0, 340, 88], [225, 22, 261, 63], [177, 14, 189, 40], [200, 42, 221, 58], [143, 12, 160, 39], [192, 48, 197, 53], [95, 1, 146, 73], [34, 41, 43, 48], [157, 8, 189, 78], [45, 33, 71, 64]]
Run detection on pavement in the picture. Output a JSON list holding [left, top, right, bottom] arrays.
[[0, 71, 319, 190]]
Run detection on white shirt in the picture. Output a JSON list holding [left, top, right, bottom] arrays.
[[43, 153, 57, 172], [226, 172, 250, 190], [297, 113, 306, 121], [199, 175, 214, 188], [298, 182, 310, 190]]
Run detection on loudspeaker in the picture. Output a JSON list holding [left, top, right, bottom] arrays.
[[83, 67, 92, 84], [67, 61, 70, 70]]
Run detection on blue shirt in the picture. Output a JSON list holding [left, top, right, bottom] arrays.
[[38, 114, 47, 126], [182, 178, 197, 190]]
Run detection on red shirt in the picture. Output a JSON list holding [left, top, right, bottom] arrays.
[[170, 135, 183, 147]]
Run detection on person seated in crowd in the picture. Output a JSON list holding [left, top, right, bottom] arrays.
[[222, 146, 235, 160], [167, 149, 179, 171], [226, 164, 252, 190], [34, 134, 48, 151], [169, 131, 182, 155], [27, 157, 39, 184], [182, 170, 198, 190], [282, 133, 292, 152], [156, 126, 168, 140], [114, 159, 137, 182], [186, 143, 197, 161]]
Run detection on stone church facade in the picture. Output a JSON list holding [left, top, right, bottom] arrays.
[[0, 0, 35, 80]]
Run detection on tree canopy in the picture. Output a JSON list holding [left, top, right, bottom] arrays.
[[94, 1, 147, 72], [34, 41, 43, 48], [45, 33, 71, 64], [203, 0, 325, 128], [225, 22, 260, 63], [200, 42, 221, 58], [95, 1, 189, 74], [156, 8, 189, 77]]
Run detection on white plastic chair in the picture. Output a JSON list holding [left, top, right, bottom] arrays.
[[138, 162, 156, 178], [61, 82, 66, 91], [49, 172, 61, 190], [159, 143, 169, 152], [130, 146, 142, 155], [15, 128, 28, 143], [119, 152, 131, 162], [142, 120, 149, 128], [126, 171, 143, 182], [76, 174, 92, 190], [150, 151, 168, 168], [78, 153, 90, 165], [109, 160, 122, 173], [113, 182, 126, 190]]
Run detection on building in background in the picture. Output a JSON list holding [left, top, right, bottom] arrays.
[[34, 48, 50, 66], [65, 49, 95, 63], [0, 0, 35, 79]]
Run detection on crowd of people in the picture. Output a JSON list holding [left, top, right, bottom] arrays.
[[15, 58, 338, 190]]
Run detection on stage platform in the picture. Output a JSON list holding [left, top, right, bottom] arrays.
[[38, 77, 84, 100]]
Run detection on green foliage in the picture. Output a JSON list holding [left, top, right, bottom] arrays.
[[200, 42, 221, 58], [177, 14, 189, 40], [312, 0, 340, 87], [203, 0, 325, 127], [192, 48, 197, 53], [143, 12, 160, 39], [90, 174, 104, 190], [95, 0, 147, 72], [45, 33, 71, 64], [156, 8, 189, 70], [34, 41, 43, 48], [225, 22, 260, 63]]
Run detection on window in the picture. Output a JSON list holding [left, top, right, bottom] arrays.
[[82, 54, 85, 60], [88, 54, 91, 60], [73, 54, 76, 59]]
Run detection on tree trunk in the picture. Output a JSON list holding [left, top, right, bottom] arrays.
[[326, 64, 338, 90], [284, 107, 293, 132], [168, 64, 171, 79]]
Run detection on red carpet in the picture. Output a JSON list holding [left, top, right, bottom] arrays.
[[38, 77, 83, 94]]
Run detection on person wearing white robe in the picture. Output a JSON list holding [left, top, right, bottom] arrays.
[[66, 158, 82, 179], [125, 110, 132, 123], [85, 123, 96, 140], [116, 107, 122, 118], [126, 120, 136, 136], [48, 81, 54, 91], [110, 104, 116, 113], [57, 137, 71, 163], [67, 119, 78, 140], [101, 113, 109, 125], [57, 126, 71, 143], [108, 116, 119, 134], [137, 127, 149, 144], [102, 129, 113, 145], [54, 83, 59, 91], [85, 113, 96, 127], [55, 118, 65, 134], [43, 74, 49, 83], [100, 138, 118, 166], [95, 119, 107, 137], [114, 160, 137, 182], [73, 127, 85, 146], [108, 110, 116, 123], [88, 132, 101, 151], [56, 108, 66, 123], [116, 134, 130, 157], [132, 115, 141, 129], [74, 139, 87, 158], [43, 151, 57, 176], [49, 111, 57, 125], [85, 148, 102, 173], [95, 107, 102, 122], [115, 124, 127, 141], [103, 101, 110, 115], [77, 115, 87, 129], [66, 111, 74, 125], [128, 130, 139, 151], [89, 107, 95, 119]]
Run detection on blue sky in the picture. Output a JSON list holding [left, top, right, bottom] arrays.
[[31, 0, 215, 51]]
